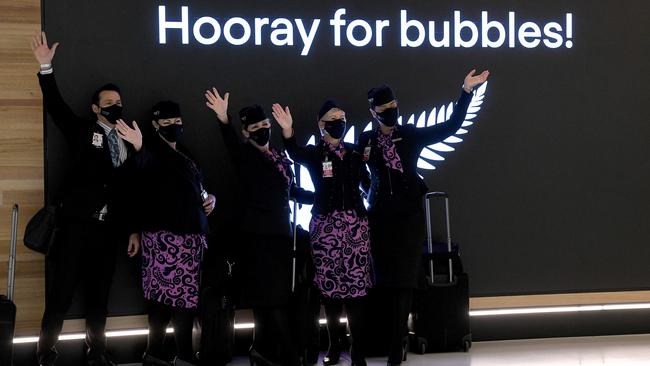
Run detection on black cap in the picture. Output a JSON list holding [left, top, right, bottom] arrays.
[[318, 100, 341, 121], [367, 84, 396, 108], [239, 104, 267, 126], [152, 100, 181, 120]]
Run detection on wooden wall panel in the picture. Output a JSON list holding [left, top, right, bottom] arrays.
[[0, 0, 46, 338]]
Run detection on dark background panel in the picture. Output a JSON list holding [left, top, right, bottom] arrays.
[[42, 0, 650, 316]]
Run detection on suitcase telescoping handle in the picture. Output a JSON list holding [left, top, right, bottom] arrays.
[[424, 192, 453, 284], [290, 198, 298, 293], [7, 204, 19, 301]]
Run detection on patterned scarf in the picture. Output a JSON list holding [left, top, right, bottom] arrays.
[[323, 140, 346, 159], [264, 148, 293, 186], [376, 130, 403, 172]]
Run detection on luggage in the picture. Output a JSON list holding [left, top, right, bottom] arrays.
[[193, 237, 237, 366], [23, 204, 58, 255], [194, 284, 235, 366], [409, 192, 472, 353], [1, 204, 19, 366]]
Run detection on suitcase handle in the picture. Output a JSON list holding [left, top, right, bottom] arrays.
[[7, 204, 18, 301], [425, 191, 449, 199], [424, 193, 453, 284]]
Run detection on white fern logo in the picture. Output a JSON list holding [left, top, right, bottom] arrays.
[[290, 82, 488, 228]]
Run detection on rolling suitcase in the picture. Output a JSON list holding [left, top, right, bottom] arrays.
[[410, 192, 472, 353], [193, 241, 237, 365], [1, 204, 19, 366], [194, 282, 235, 366]]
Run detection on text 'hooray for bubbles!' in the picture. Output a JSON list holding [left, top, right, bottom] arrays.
[[157, 6, 575, 56]]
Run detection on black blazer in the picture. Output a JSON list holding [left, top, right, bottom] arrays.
[[131, 136, 210, 235], [357, 89, 472, 209], [219, 122, 311, 237], [283, 136, 369, 216], [38, 72, 136, 230]]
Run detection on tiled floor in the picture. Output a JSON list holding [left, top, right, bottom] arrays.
[[122, 333, 650, 365]]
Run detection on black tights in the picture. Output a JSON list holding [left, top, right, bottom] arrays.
[[253, 306, 300, 366], [322, 297, 367, 362], [146, 301, 196, 362], [323, 299, 345, 354]]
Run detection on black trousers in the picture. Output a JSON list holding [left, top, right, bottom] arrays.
[[146, 301, 196, 362], [289, 283, 321, 363], [362, 287, 412, 363], [37, 217, 118, 363], [384, 288, 412, 363]]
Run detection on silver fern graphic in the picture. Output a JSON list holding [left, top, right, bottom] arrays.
[[290, 81, 488, 228]]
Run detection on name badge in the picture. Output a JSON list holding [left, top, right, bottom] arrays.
[[322, 161, 333, 178], [363, 146, 372, 161], [92, 132, 104, 148]]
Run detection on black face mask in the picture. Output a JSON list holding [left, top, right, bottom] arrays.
[[249, 127, 270, 146], [376, 107, 399, 127], [324, 119, 347, 140], [99, 104, 123, 124], [158, 124, 184, 142]]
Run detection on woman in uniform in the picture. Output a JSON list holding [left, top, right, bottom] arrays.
[[119, 101, 216, 366], [205, 88, 311, 366], [272, 101, 372, 366]]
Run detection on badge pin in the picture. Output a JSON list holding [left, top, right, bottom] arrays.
[[363, 146, 372, 161], [92, 132, 104, 148], [322, 161, 333, 178]]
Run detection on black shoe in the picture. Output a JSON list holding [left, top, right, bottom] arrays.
[[172, 357, 198, 366], [143, 352, 172, 366], [323, 338, 342, 366], [350, 347, 367, 366], [322, 350, 341, 366], [37, 345, 58, 366], [303, 347, 319, 366], [86, 353, 116, 366], [249, 348, 281, 366], [39, 361, 55, 366], [387, 337, 409, 365]]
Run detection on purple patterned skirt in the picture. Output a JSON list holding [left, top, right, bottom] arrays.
[[141, 231, 207, 309], [309, 210, 373, 299]]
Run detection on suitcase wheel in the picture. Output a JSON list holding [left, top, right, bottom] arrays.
[[463, 339, 472, 352], [419, 338, 427, 354]]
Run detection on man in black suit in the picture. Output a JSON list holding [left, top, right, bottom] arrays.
[[31, 32, 143, 366]]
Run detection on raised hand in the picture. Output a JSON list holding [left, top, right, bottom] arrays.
[[463, 69, 490, 92], [271, 103, 293, 139], [30, 31, 59, 65], [115, 119, 143, 151], [205, 87, 230, 123]]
